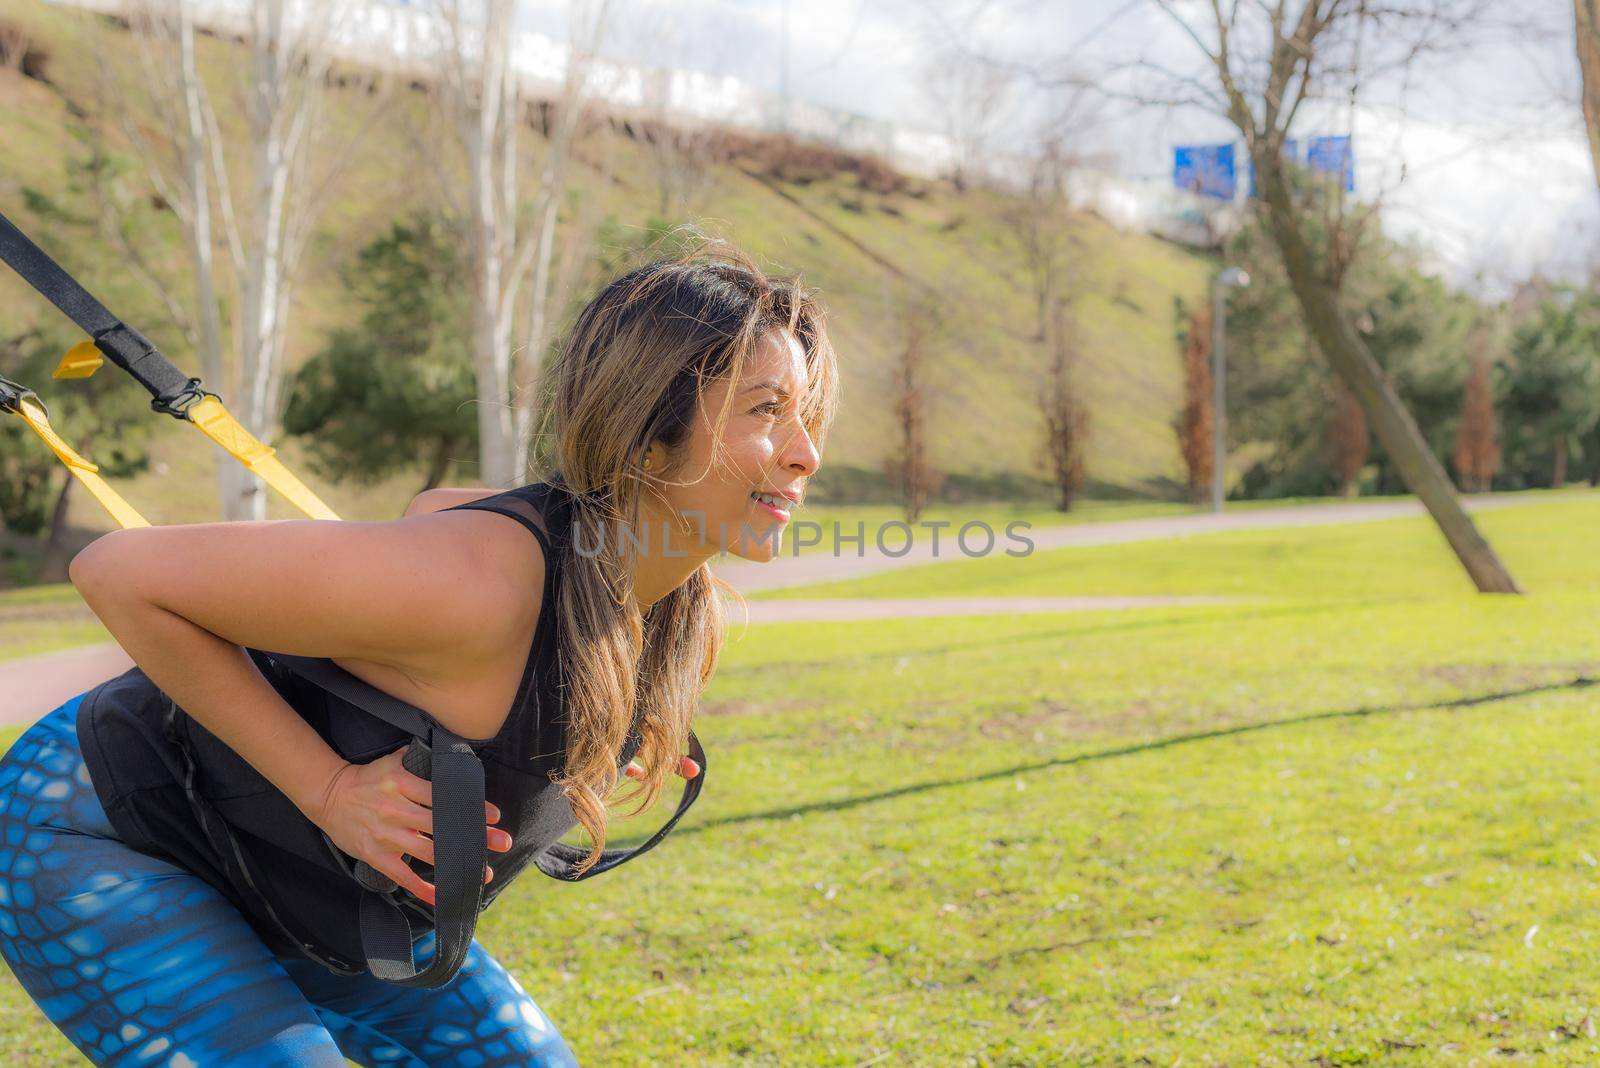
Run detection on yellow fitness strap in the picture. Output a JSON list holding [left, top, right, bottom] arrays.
[[1, 387, 150, 530]]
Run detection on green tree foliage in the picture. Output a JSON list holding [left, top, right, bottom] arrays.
[[1356, 266, 1478, 495], [1217, 189, 1479, 499], [1497, 290, 1600, 489], [1, 141, 164, 542], [281, 214, 477, 493], [1, 326, 153, 536]]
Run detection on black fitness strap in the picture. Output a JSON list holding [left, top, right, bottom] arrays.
[[0, 211, 210, 417], [271, 652, 707, 987], [535, 729, 708, 880], [273, 653, 483, 987]]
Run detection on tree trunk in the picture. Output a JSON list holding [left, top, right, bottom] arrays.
[[176, 5, 231, 519], [421, 438, 456, 494], [231, 0, 298, 524], [1553, 433, 1569, 488], [464, 0, 517, 491], [511, 183, 562, 481], [1577, 0, 1600, 193], [37, 474, 73, 584], [1255, 161, 1522, 593]]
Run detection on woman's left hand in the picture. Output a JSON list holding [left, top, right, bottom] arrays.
[[624, 755, 700, 781]]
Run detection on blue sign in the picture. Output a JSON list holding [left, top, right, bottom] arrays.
[[1173, 144, 1237, 201], [1247, 138, 1298, 198], [1306, 135, 1354, 192]]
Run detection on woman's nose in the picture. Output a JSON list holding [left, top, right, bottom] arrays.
[[782, 421, 820, 476]]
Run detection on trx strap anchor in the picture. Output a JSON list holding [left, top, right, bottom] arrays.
[[0, 211, 339, 523]]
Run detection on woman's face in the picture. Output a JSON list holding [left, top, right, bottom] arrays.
[[654, 328, 821, 562]]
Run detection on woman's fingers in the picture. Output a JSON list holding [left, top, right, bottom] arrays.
[[624, 756, 701, 781], [387, 754, 432, 809], [387, 830, 498, 888], [383, 747, 509, 849], [379, 855, 435, 906], [396, 827, 435, 868], [388, 757, 504, 828]]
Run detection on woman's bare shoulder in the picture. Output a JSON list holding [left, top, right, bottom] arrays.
[[71, 507, 545, 742]]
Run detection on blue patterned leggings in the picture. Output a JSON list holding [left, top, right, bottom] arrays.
[[0, 694, 582, 1066]]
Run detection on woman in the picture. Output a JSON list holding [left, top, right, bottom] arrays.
[[0, 245, 838, 1065]]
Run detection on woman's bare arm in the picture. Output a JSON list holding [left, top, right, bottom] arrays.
[[71, 586, 351, 823], [68, 513, 538, 824]]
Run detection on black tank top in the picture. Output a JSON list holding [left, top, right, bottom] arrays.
[[74, 481, 590, 974]]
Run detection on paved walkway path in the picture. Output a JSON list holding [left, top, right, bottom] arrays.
[[1, 644, 133, 728], [0, 493, 1544, 728], [707, 494, 1533, 592], [724, 594, 1234, 624]]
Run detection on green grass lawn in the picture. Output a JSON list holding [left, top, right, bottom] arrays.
[[0, 490, 1474, 664], [0, 582, 107, 662], [754, 487, 1600, 602], [2, 495, 1598, 1063]]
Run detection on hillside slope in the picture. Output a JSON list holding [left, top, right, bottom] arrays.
[[0, 0, 1215, 534]]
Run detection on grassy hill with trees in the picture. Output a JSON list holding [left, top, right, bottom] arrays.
[[0, 0, 1215, 584]]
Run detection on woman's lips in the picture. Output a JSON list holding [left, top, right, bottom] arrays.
[[751, 496, 792, 522]]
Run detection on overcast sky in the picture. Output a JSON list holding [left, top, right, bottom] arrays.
[[519, 0, 1596, 296]]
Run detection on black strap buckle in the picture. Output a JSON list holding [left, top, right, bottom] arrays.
[[0, 374, 36, 414], [150, 376, 217, 418]]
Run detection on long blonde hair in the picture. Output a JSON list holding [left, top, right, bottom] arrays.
[[527, 238, 839, 874]]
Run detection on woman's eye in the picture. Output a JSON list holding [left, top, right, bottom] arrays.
[[752, 400, 783, 417]]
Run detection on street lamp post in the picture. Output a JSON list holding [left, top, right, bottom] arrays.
[[1211, 266, 1250, 513]]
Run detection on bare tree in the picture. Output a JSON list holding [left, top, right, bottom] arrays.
[[1577, 1, 1600, 193], [1136, 0, 1522, 593], [885, 297, 945, 523], [1001, 133, 1078, 343], [104, 1, 228, 508], [510, 21, 613, 482], [1040, 292, 1090, 510], [1321, 383, 1369, 497], [1452, 331, 1500, 493], [618, 6, 729, 219], [634, 73, 723, 220], [102, 0, 354, 520], [418, 0, 612, 489], [920, 40, 1018, 192], [1175, 304, 1214, 503], [231, 0, 343, 520]]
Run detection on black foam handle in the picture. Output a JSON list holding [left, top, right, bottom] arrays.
[[353, 738, 433, 893]]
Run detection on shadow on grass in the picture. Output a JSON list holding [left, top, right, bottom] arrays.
[[671, 673, 1597, 838]]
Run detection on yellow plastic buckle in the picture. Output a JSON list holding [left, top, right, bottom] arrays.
[[53, 339, 104, 379]]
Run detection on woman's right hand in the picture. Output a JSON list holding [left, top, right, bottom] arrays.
[[315, 746, 513, 907]]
